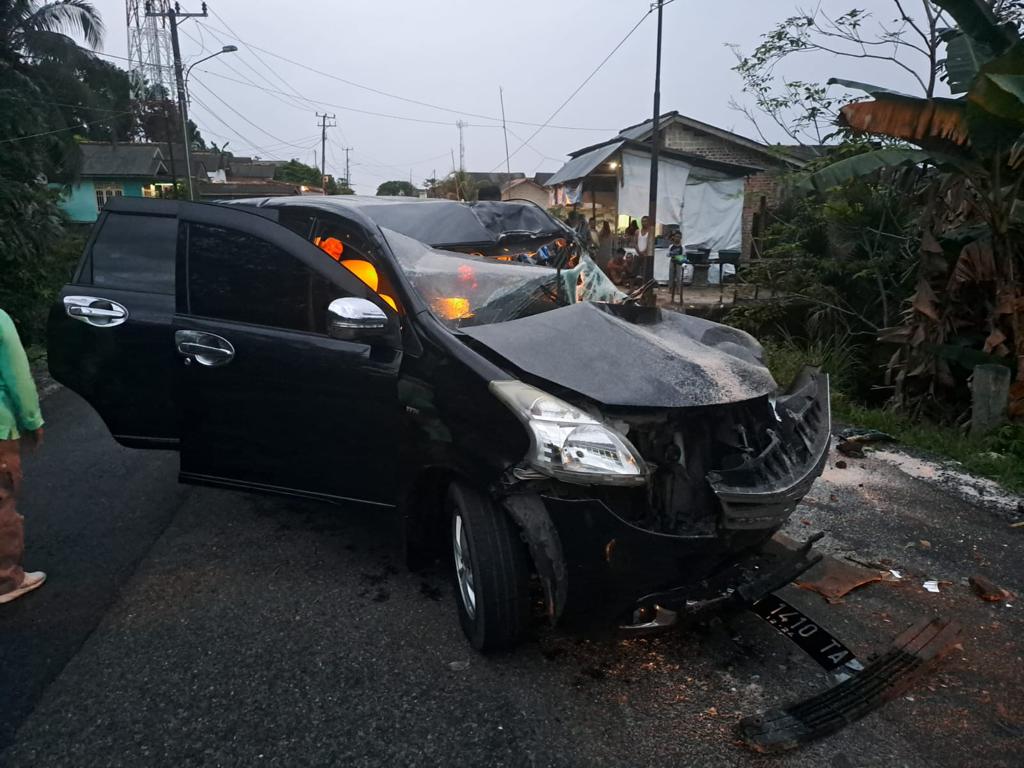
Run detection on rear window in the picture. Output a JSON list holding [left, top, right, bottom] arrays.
[[91, 213, 177, 294]]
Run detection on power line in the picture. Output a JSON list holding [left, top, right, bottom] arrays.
[[195, 69, 505, 128], [491, 8, 654, 171], [197, 17, 615, 132], [180, 23, 310, 114], [0, 110, 137, 143], [188, 90, 313, 158], [190, 77, 318, 148], [206, 6, 313, 111]]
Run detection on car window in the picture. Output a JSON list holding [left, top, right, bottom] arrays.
[[187, 223, 344, 333], [382, 228, 623, 329], [91, 212, 177, 294]]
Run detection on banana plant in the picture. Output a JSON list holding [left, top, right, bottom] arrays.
[[801, 0, 1024, 419]]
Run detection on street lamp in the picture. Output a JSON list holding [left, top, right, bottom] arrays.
[[185, 45, 238, 95], [180, 45, 237, 200]]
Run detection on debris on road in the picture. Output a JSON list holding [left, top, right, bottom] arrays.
[[836, 428, 896, 458], [448, 660, 470, 671], [923, 580, 941, 593], [969, 575, 1012, 603], [888, 569, 903, 580], [835, 460, 848, 469], [739, 616, 962, 753], [796, 556, 882, 603]]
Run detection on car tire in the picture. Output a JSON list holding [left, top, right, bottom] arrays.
[[448, 481, 531, 651]]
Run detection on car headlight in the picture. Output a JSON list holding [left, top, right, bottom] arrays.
[[490, 381, 647, 485]]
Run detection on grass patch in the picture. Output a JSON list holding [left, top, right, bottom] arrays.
[[833, 396, 1024, 494], [763, 339, 1024, 494]]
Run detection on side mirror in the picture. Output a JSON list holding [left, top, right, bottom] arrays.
[[326, 297, 388, 341]]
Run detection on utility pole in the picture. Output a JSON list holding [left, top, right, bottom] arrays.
[[456, 120, 465, 173], [316, 112, 336, 194], [644, 0, 665, 284], [343, 146, 351, 190], [147, 1, 209, 201], [499, 88, 511, 200]]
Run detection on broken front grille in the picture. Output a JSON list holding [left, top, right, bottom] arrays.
[[707, 368, 831, 530]]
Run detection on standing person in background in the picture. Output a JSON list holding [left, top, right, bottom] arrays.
[[596, 221, 614, 271], [636, 215, 652, 256], [624, 219, 639, 249], [0, 309, 46, 605]]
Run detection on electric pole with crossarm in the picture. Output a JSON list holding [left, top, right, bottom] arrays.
[[146, 1, 208, 201], [316, 112, 336, 194]]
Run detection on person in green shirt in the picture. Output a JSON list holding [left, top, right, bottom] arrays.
[[0, 308, 46, 604]]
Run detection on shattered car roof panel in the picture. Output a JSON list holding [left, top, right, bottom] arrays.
[[462, 302, 777, 408]]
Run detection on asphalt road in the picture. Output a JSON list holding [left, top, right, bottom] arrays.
[[1, 388, 1021, 767]]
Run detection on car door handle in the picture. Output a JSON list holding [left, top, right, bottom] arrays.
[[64, 296, 128, 328], [175, 331, 235, 367]]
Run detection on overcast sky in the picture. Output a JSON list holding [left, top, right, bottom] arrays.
[[88, 0, 936, 194]]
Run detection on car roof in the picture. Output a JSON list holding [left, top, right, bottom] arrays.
[[228, 195, 570, 248]]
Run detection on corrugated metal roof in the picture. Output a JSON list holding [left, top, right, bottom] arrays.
[[79, 143, 168, 178], [545, 141, 623, 186]]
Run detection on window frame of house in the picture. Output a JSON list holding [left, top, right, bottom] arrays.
[[142, 183, 176, 199], [95, 184, 125, 208]]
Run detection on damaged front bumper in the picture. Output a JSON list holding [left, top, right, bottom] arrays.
[[708, 367, 831, 531], [502, 369, 832, 626]]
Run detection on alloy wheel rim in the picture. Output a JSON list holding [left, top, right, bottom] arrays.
[[453, 513, 476, 619]]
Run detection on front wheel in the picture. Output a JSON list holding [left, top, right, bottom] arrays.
[[448, 482, 531, 651]]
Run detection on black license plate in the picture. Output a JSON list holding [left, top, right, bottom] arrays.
[[752, 593, 857, 672]]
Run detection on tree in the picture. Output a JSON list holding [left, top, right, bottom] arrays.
[[0, 1, 107, 342], [0, 0, 103, 58], [376, 180, 417, 196], [731, 2, 948, 148], [424, 171, 477, 200], [274, 159, 353, 194], [798, 0, 1024, 417]]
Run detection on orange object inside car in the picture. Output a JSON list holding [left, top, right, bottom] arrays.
[[340, 259, 379, 292], [432, 297, 473, 320], [314, 236, 345, 261], [317, 240, 398, 314]]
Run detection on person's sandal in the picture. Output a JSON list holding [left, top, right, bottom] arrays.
[[0, 571, 46, 604]]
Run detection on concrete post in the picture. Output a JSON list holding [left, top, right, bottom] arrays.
[[971, 364, 1011, 437]]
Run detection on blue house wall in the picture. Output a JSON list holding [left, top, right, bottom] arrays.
[[53, 178, 150, 223]]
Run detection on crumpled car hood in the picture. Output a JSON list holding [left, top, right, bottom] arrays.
[[460, 302, 777, 408]]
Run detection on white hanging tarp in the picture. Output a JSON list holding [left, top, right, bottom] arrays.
[[682, 178, 744, 252], [619, 149, 690, 225]]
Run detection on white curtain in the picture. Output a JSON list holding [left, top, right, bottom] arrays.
[[619, 149, 690, 225], [681, 178, 744, 252]]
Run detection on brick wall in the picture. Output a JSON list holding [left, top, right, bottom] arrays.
[[659, 123, 785, 257]]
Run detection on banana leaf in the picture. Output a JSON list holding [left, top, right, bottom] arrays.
[[969, 43, 1024, 123], [932, 0, 1018, 52], [943, 30, 997, 94], [839, 98, 969, 148], [795, 148, 932, 192], [827, 78, 918, 100]]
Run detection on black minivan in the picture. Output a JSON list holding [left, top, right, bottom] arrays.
[[49, 196, 830, 650]]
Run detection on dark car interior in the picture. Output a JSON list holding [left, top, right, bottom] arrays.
[[277, 207, 404, 315]]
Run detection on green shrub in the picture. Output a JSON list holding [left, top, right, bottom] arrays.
[[762, 329, 861, 393], [0, 220, 86, 347]]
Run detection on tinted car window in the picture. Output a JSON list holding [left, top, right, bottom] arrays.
[[188, 223, 340, 332], [92, 213, 177, 294]]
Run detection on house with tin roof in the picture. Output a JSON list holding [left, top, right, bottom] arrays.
[[54, 143, 172, 223]]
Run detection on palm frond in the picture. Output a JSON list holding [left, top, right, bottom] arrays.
[[25, 0, 103, 51]]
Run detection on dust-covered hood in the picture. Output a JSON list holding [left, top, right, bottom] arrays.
[[460, 302, 777, 408]]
